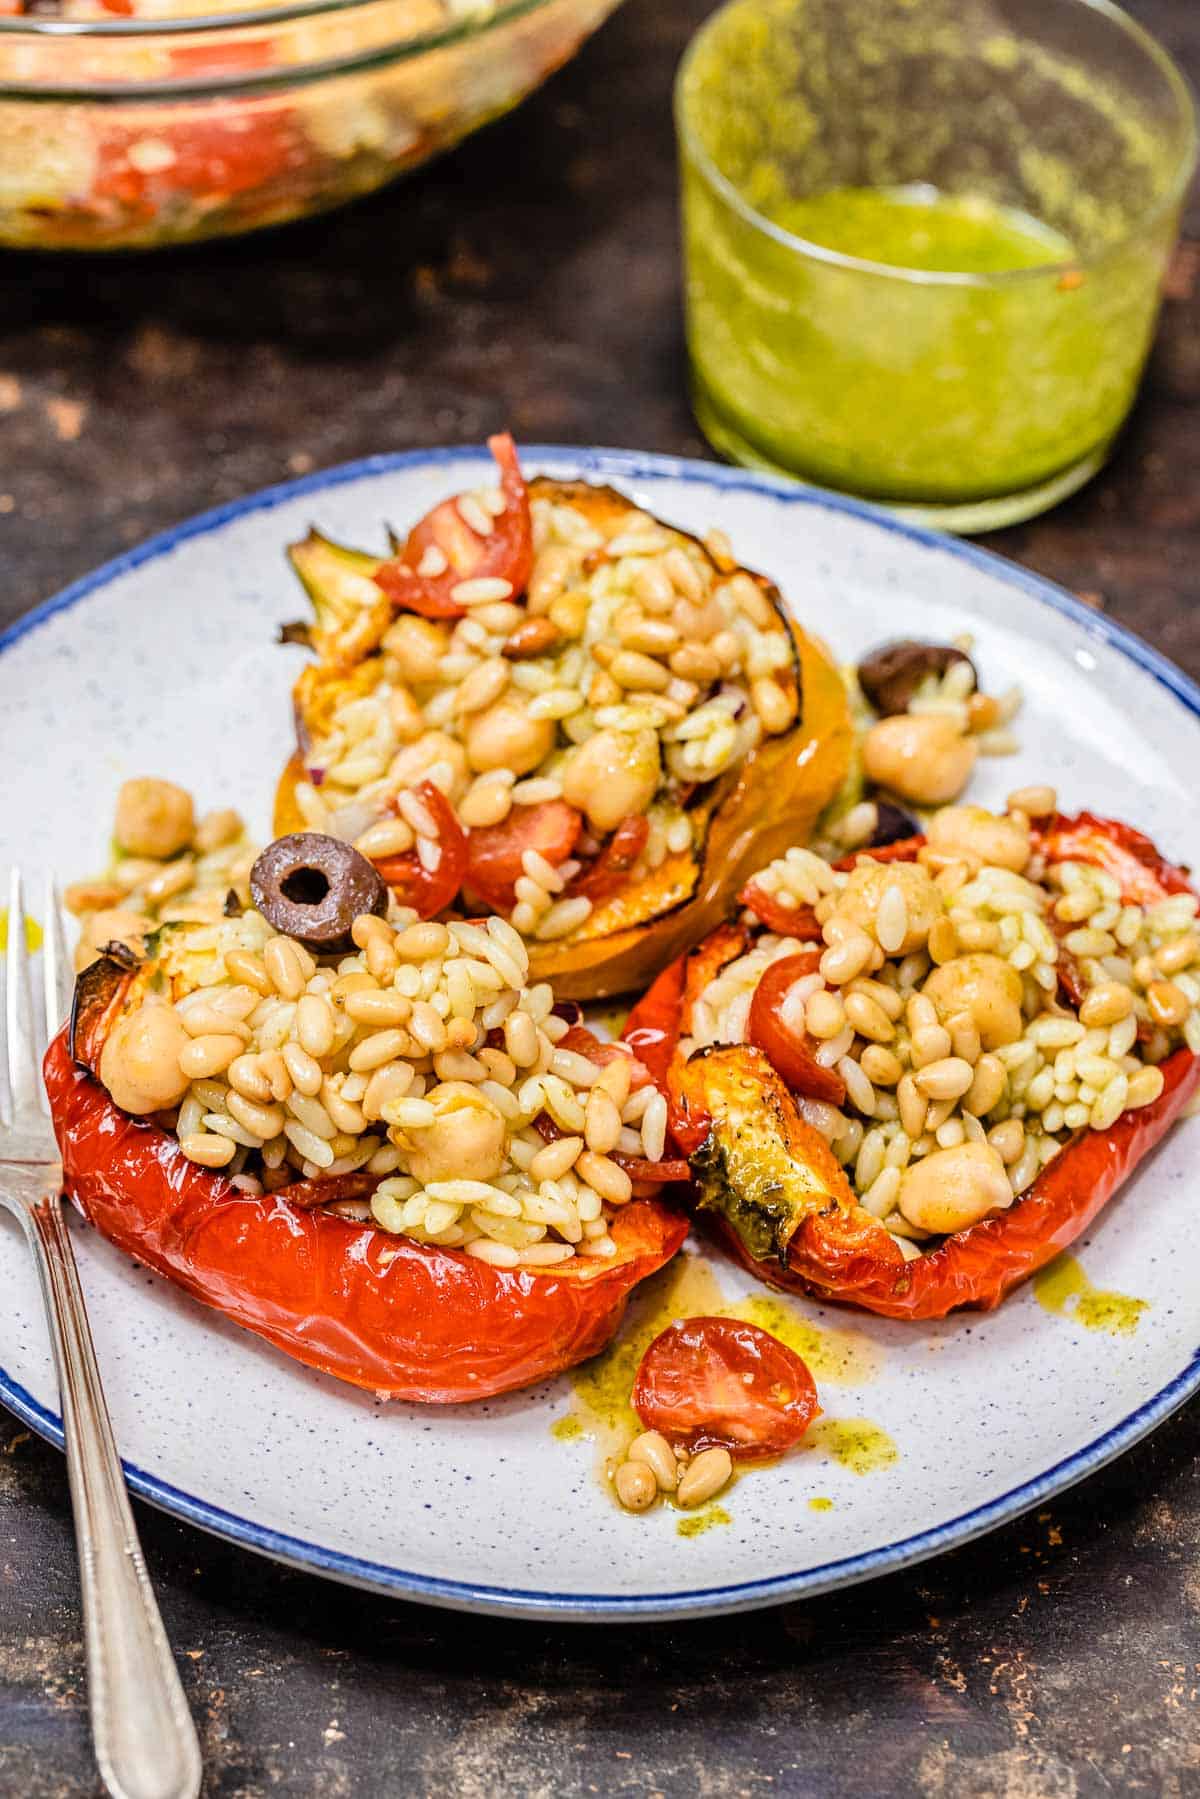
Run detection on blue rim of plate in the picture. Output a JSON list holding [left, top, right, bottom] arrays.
[[4, 444, 1200, 1621]]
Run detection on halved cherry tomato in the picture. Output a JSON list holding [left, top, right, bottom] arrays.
[[738, 880, 822, 939], [1037, 812, 1193, 905], [747, 952, 846, 1108], [374, 434, 533, 619], [465, 800, 582, 910], [633, 1316, 820, 1459], [570, 815, 650, 904], [371, 782, 468, 919]]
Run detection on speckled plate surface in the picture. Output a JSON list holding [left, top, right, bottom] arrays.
[[2, 448, 1199, 1621]]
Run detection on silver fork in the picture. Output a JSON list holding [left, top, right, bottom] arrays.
[[2, 870, 202, 1799]]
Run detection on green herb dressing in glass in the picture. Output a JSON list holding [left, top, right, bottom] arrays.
[[677, 0, 1194, 520]]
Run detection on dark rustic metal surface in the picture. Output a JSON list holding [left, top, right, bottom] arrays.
[[2, 0, 1198, 1792]]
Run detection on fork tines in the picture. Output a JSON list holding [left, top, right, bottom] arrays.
[[3, 870, 72, 1127]]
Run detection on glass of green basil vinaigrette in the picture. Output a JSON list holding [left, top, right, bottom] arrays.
[[676, 0, 1197, 531]]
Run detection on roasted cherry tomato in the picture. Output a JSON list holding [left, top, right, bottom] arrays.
[[570, 815, 650, 904], [465, 800, 582, 910], [633, 1316, 820, 1459], [371, 782, 468, 919], [747, 952, 846, 1108], [374, 434, 533, 619]]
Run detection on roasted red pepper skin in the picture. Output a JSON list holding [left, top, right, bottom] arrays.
[[44, 1033, 685, 1404], [629, 812, 1200, 1319]]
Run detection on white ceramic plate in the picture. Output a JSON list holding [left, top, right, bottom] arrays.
[[2, 448, 1198, 1622]]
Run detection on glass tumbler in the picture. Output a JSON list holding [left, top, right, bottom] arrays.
[[676, 0, 1197, 531]]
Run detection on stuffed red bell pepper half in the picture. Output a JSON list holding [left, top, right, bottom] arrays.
[[623, 794, 1200, 1319], [46, 830, 685, 1402]]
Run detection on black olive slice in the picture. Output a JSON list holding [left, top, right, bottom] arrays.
[[857, 640, 977, 717], [868, 801, 922, 848], [250, 833, 388, 952]]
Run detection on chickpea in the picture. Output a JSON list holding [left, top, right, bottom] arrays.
[[832, 861, 943, 958], [74, 906, 150, 972], [862, 714, 977, 808], [923, 954, 1024, 1051], [897, 1142, 1012, 1235], [114, 777, 195, 860], [402, 1081, 507, 1185], [925, 805, 1030, 875], [382, 614, 451, 687], [389, 731, 470, 800], [99, 1000, 191, 1115], [464, 697, 556, 778], [561, 728, 661, 835]]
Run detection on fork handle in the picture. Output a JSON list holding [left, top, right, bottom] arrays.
[[27, 1191, 202, 1799]]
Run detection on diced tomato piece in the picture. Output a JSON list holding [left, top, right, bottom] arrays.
[[738, 879, 822, 939], [370, 783, 468, 919], [747, 952, 846, 1108], [570, 815, 650, 904], [464, 800, 582, 910], [633, 1316, 820, 1459], [374, 434, 534, 619], [611, 1153, 692, 1185]]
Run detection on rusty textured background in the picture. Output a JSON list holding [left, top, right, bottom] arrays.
[[1, 0, 1198, 1792]]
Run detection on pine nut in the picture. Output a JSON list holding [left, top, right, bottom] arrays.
[[344, 988, 411, 1027], [806, 990, 847, 1039], [226, 1092, 286, 1141], [394, 922, 451, 960], [965, 1053, 1006, 1116], [349, 1029, 408, 1072], [460, 777, 514, 828], [504, 1009, 539, 1067], [897, 1073, 927, 1138], [843, 991, 895, 1044], [670, 644, 721, 683], [987, 1118, 1025, 1164], [1007, 785, 1057, 818], [1127, 1065, 1165, 1108], [911, 1023, 953, 1067], [610, 649, 670, 691], [224, 949, 273, 996], [575, 1150, 632, 1205], [296, 992, 336, 1057], [227, 1054, 274, 1103], [1147, 980, 1189, 1027], [628, 1430, 678, 1491], [819, 929, 874, 985], [1157, 934, 1199, 975], [585, 1089, 623, 1155], [456, 659, 510, 715], [615, 1460, 658, 1512], [915, 1056, 974, 1100], [595, 1057, 633, 1107], [677, 1446, 733, 1508], [180, 1131, 237, 1168], [282, 1040, 323, 1096], [947, 1011, 982, 1065], [751, 677, 796, 735], [178, 1033, 244, 1079], [264, 936, 310, 1000], [860, 1045, 903, 1087], [530, 1136, 584, 1181], [362, 1063, 414, 1121]]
